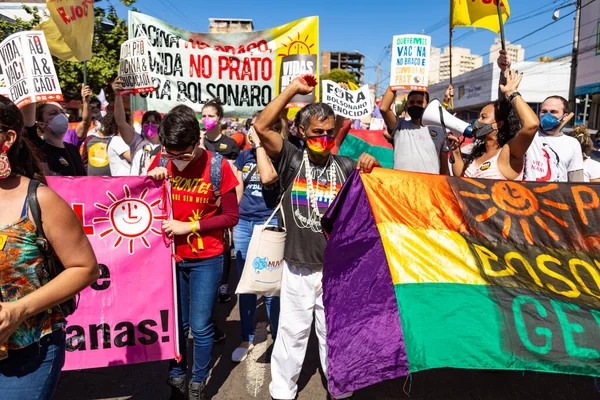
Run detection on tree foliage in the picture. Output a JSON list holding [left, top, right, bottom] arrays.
[[320, 68, 358, 85], [0, 1, 135, 101]]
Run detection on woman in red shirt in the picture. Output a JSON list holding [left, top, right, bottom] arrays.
[[148, 110, 239, 400]]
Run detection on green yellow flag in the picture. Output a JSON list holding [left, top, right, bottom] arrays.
[[36, 0, 94, 62], [348, 81, 359, 91], [451, 0, 510, 34]]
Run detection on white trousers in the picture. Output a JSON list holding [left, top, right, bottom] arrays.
[[269, 262, 352, 400]]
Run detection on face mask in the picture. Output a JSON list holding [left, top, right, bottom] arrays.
[[48, 113, 69, 135], [143, 124, 159, 139], [540, 113, 562, 132], [202, 117, 218, 131], [407, 106, 425, 121], [472, 120, 496, 138], [172, 159, 192, 171], [306, 135, 335, 157]]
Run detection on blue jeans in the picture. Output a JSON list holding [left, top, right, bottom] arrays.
[[233, 217, 280, 343], [169, 255, 224, 383], [0, 329, 66, 400]]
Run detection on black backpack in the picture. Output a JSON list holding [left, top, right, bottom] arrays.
[[28, 180, 78, 316]]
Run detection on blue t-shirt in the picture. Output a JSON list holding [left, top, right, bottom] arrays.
[[234, 149, 281, 221]]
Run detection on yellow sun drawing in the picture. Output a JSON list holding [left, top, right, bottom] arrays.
[[278, 32, 315, 56], [93, 185, 165, 255], [460, 179, 569, 245]]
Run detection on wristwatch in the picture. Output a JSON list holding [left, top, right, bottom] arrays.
[[255, 142, 263, 149], [508, 92, 521, 102]]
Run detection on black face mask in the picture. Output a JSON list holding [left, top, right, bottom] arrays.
[[407, 106, 425, 121], [472, 120, 496, 138]]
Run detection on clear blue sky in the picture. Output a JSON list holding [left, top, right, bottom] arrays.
[[112, 0, 579, 91]]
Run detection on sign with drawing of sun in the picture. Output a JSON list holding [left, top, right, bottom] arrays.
[[93, 185, 166, 255]]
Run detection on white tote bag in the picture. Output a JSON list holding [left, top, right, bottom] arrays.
[[236, 203, 286, 297]]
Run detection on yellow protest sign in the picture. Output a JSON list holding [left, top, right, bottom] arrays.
[[451, 0, 510, 34]]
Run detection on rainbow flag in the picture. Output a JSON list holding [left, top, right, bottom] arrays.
[[337, 129, 394, 169], [322, 169, 600, 396]]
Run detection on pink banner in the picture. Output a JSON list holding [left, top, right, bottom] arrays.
[[47, 176, 179, 370]]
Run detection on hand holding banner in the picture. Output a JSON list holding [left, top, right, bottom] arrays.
[[0, 31, 63, 108], [323, 80, 372, 119], [389, 34, 431, 92]]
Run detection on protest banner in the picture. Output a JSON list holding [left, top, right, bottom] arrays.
[[0, 31, 63, 108], [128, 12, 319, 117], [47, 176, 178, 370], [322, 170, 600, 396], [119, 37, 155, 95], [322, 80, 372, 119], [389, 34, 431, 92]]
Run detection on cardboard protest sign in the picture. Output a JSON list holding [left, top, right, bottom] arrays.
[[323, 80, 372, 119], [119, 37, 155, 95], [47, 176, 179, 370], [390, 34, 431, 92], [128, 12, 319, 117], [0, 31, 63, 108]]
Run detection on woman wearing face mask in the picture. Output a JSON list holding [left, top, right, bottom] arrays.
[[147, 110, 239, 400], [448, 70, 539, 180], [0, 96, 98, 399], [230, 111, 286, 363], [21, 103, 86, 176], [202, 99, 240, 160], [129, 111, 162, 176]]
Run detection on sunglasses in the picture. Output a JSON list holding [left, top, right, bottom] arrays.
[[161, 146, 197, 161]]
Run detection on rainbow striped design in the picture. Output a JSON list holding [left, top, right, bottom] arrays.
[[291, 178, 342, 208], [322, 169, 600, 397]]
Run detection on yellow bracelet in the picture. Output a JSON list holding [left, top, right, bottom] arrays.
[[442, 101, 450, 109], [190, 220, 198, 234]]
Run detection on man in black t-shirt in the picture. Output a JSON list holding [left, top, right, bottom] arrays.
[[22, 103, 86, 176], [254, 75, 378, 400]]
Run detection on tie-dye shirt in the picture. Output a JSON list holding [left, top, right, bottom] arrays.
[[0, 216, 64, 349]]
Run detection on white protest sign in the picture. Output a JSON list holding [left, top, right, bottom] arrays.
[[0, 31, 63, 108], [390, 34, 430, 92], [119, 37, 155, 96], [322, 80, 372, 119], [0, 64, 10, 99]]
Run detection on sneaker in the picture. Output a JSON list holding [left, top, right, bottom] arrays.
[[232, 344, 254, 362], [218, 284, 231, 303], [213, 324, 226, 343], [188, 381, 206, 400], [167, 376, 185, 396]]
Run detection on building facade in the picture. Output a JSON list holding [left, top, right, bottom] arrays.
[[321, 51, 364, 84], [576, 0, 600, 130], [208, 18, 253, 33], [432, 46, 483, 83], [489, 37, 525, 65], [0, 0, 48, 22]]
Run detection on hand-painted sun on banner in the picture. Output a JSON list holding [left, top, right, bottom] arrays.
[[322, 169, 600, 397], [47, 177, 178, 370], [127, 12, 319, 116]]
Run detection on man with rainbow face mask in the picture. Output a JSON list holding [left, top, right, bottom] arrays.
[[254, 75, 379, 400]]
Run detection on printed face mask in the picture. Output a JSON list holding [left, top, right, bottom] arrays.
[[306, 135, 335, 157], [201, 117, 218, 131], [143, 124, 159, 139], [540, 113, 562, 132], [472, 120, 496, 138], [407, 106, 425, 121], [48, 113, 69, 136]]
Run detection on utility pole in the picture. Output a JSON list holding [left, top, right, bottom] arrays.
[[375, 63, 381, 101], [568, 0, 582, 119]]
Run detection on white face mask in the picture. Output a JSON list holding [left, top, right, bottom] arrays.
[[172, 159, 192, 171]]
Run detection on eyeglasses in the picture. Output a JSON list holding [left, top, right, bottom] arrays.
[[161, 147, 197, 161]]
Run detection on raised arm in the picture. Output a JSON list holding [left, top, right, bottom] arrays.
[[254, 75, 316, 159], [112, 77, 137, 145], [502, 70, 540, 162], [22, 103, 36, 128], [76, 84, 93, 139], [380, 87, 398, 142], [497, 49, 511, 102]]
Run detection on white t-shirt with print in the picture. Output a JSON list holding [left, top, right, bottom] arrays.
[[131, 139, 160, 176], [108, 136, 131, 176], [392, 119, 448, 173], [584, 158, 600, 182], [523, 131, 584, 182]]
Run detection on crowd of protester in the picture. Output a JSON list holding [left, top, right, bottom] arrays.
[[2, 48, 600, 400]]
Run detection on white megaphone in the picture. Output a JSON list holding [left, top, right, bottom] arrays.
[[421, 99, 473, 138]]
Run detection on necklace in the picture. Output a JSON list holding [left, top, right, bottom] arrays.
[[303, 151, 337, 219]]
